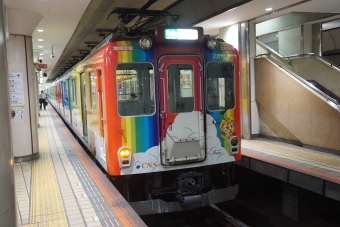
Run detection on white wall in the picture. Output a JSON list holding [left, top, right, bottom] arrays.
[[219, 24, 239, 49]]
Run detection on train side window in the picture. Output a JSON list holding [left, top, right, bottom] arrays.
[[116, 63, 155, 116], [206, 62, 235, 111], [90, 72, 96, 112]]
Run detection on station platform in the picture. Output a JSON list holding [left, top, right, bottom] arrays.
[[15, 108, 146, 227], [239, 138, 340, 201]]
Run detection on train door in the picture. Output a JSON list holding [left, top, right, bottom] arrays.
[[80, 72, 88, 138], [158, 55, 206, 165], [61, 81, 65, 116], [96, 69, 106, 161], [64, 79, 70, 121], [68, 78, 73, 123]]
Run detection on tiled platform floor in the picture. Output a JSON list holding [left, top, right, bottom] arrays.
[[15, 108, 146, 227], [242, 138, 340, 183]]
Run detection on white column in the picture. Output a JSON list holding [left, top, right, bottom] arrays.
[[6, 8, 42, 161], [0, 1, 16, 226]]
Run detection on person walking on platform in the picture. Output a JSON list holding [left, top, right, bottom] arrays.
[[39, 90, 47, 110]]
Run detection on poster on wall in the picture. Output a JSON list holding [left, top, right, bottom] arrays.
[[8, 72, 25, 106], [10, 107, 24, 121], [181, 74, 191, 89]]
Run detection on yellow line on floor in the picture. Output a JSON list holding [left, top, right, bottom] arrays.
[[23, 111, 68, 227], [243, 139, 340, 167]]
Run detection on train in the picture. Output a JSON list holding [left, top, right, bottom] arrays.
[[47, 26, 241, 215]]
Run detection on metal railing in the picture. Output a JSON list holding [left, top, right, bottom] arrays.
[[256, 39, 340, 71], [255, 40, 340, 107]]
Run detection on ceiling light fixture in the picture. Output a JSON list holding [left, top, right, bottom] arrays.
[[50, 45, 55, 58], [37, 29, 44, 32], [38, 46, 43, 48], [266, 8, 273, 11], [38, 39, 43, 41]]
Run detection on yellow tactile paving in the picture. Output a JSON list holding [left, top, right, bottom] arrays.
[[28, 112, 68, 227], [242, 138, 340, 172], [19, 224, 38, 227]]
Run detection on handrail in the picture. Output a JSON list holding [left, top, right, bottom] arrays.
[[311, 54, 340, 73], [255, 39, 340, 107], [256, 39, 308, 59], [256, 39, 340, 72], [255, 55, 340, 107]]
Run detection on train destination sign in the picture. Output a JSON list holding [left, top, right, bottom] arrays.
[[164, 28, 198, 40], [156, 27, 204, 43]]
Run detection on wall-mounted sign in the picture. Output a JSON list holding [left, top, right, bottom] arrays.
[[8, 72, 24, 106], [11, 107, 24, 121]]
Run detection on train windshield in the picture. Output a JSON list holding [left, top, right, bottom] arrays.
[[206, 62, 235, 111], [116, 63, 155, 116]]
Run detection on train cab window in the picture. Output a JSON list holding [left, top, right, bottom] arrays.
[[167, 64, 194, 113], [90, 72, 96, 112], [206, 62, 235, 111], [116, 63, 155, 116]]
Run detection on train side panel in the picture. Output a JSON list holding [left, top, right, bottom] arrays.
[[103, 40, 158, 176], [69, 73, 84, 137], [78, 49, 107, 168], [204, 43, 242, 161]]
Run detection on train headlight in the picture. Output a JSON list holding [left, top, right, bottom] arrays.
[[230, 137, 239, 146], [118, 146, 132, 167], [139, 37, 152, 50], [228, 136, 239, 155], [119, 147, 131, 158], [207, 38, 217, 50]]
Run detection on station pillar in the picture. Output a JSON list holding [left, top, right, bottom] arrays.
[[0, 1, 16, 226], [6, 8, 42, 162]]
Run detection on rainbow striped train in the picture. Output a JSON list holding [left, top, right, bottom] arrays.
[[47, 26, 241, 215]]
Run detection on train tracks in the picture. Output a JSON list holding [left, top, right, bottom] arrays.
[[141, 204, 249, 227], [210, 204, 249, 227]]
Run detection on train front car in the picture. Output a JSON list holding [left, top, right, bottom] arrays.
[[103, 27, 241, 215]]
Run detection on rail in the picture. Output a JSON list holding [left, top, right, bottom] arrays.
[[311, 54, 340, 74], [210, 204, 249, 227], [255, 40, 340, 108], [255, 39, 309, 60], [256, 39, 340, 71]]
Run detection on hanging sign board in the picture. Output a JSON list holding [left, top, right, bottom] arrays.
[[37, 64, 47, 69]]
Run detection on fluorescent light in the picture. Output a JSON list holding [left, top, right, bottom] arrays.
[[38, 46, 43, 48], [37, 29, 44, 32], [266, 8, 273, 11], [38, 39, 43, 41], [39, 53, 43, 55]]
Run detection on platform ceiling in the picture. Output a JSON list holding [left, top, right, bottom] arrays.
[[3, 0, 340, 83]]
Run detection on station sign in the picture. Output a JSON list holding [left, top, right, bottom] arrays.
[[37, 64, 47, 69]]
